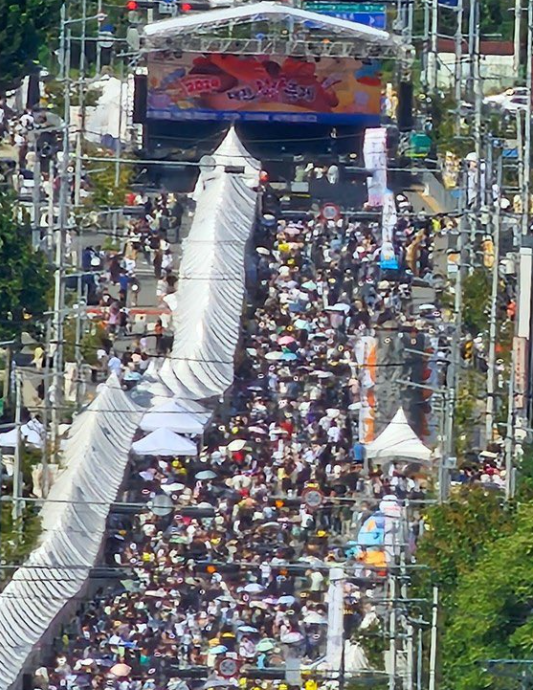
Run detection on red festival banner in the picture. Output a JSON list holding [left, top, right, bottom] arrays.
[[147, 52, 382, 124]]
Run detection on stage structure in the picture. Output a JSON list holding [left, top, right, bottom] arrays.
[[141, 2, 408, 126], [143, 2, 401, 58]]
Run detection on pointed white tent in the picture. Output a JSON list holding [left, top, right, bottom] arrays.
[[140, 400, 205, 435], [163, 129, 260, 401], [132, 428, 198, 456], [365, 408, 432, 463]]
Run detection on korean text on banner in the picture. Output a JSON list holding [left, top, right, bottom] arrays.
[[146, 53, 382, 125]]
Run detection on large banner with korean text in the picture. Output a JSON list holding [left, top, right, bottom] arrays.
[[147, 52, 381, 124]]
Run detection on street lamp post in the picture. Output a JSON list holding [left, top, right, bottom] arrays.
[[51, 4, 71, 448]]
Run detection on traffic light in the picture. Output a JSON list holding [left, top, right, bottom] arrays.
[[193, 561, 242, 575], [269, 497, 301, 509], [461, 339, 474, 362]]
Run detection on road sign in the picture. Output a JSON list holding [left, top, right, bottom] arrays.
[[98, 31, 114, 49], [217, 657, 240, 679], [302, 487, 324, 511], [159, 0, 176, 12], [148, 493, 174, 517], [320, 202, 341, 222], [304, 2, 386, 28]]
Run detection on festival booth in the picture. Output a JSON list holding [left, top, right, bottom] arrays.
[[158, 128, 260, 401], [0, 376, 143, 689]]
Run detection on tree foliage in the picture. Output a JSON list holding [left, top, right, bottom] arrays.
[[463, 269, 491, 335], [0, 0, 61, 93], [439, 503, 533, 690], [413, 488, 533, 690], [0, 193, 52, 339], [415, 488, 512, 606]]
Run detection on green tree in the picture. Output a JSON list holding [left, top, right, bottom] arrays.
[[463, 269, 491, 335], [0, 193, 52, 339], [415, 488, 512, 608], [439, 503, 533, 690], [0, 0, 61, 93]]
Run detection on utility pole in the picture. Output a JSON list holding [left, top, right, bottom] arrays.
[[514, 0, 522, 78], [485, 149, 503, 444], [440, 172, 465, 502], [472, 0, 483, 246], [428, 0, 438, 90], [454, 0, 464, 134], [75, 275, 86, 410], [467, 0, 476, 96], [12, 372, 22, 523], [96, 0, 103, 75], [505, 356, 516, 500], [41, 318, 51, 498], [428, 586, 439, 690], [388, 573, 397, 690], [52, 5, 71, 446], [400, 551, 414, 690], [32, 151, 41, 249], [422, 0, 430, 89], [522, 0, 533, 239], [74, 0, 87, 207]]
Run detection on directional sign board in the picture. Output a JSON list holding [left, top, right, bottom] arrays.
[[304, 2, 386, 28], [159, 0, 177, 13]]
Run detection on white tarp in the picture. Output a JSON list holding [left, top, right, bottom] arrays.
[[364, 407, 432, 462], [75, 75, 133, 144], [165, 129, 259, 400], [0, 376, 142, 689]]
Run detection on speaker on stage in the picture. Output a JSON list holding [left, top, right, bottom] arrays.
[[398, 82, 414, 132], [133, 74, 147, 124]]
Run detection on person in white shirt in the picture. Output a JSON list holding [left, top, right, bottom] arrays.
[[107, 354, 122, 377]]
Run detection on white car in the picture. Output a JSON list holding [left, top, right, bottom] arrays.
[[484, 87, 529, 113]]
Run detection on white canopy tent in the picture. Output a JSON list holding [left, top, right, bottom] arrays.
[[0, 376, 142, 689], [364, 408, 432, 463], [164, 129, 259, 400], [132, 361, 212, 422], [132, 428, 199, 456], [0, 423, 43, 449], [140, 400, 205, 435]]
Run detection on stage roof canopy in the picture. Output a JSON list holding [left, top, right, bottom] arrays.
[[143, 2, 402, 57]]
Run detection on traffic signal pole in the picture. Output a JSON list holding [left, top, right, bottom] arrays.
[[485, 150, 503, 444]]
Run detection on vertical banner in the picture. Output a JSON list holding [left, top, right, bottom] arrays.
[[326, 568, 345, 671], [363, 127, 388, 206], [355, 335, 376, 443], [381, 189, 397, 243], [514, 336, 528, 410]]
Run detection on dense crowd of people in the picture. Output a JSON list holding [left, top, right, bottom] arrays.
[[34, 188, 440, 690]]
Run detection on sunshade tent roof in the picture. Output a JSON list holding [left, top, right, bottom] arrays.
[[140, 400, 206, 435], [132, 428, 199, 456], [364, 407, 433, 463]]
